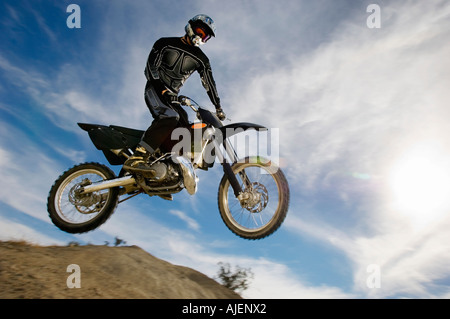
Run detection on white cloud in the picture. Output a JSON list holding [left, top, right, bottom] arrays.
[[0, 216, 65, 246], [287, 207, 450, 298], [168, 209, 201, 231], [235, 257, 353, 299], [0, 120, 64, 223]]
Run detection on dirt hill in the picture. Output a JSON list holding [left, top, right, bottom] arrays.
[[0, 241, 241, 299]]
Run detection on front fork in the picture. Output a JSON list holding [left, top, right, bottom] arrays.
[[212, 137, 250, 198]]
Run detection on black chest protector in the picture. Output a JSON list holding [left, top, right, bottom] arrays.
[[159, 47, 201, 91], [145, 37, 220, 108]]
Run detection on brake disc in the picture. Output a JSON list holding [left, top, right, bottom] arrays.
[[240, 182, 269, 213], [68, 180, 102, 214]]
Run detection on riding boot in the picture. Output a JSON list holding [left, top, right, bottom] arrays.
[[123, 145, 156, 176]]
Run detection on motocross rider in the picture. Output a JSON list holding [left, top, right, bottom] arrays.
[[124, 14, 225, 174]]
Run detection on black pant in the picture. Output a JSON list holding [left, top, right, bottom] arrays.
[[141, 81, 188, 152]]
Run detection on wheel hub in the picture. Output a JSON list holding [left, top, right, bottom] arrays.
[[68, 179, 102, 214], [239, 182, 269, 213]]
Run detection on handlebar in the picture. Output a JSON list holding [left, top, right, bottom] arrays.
[[178, 95, 227, 121], [178, 95, 198, 112]]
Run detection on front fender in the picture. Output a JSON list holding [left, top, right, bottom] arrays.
[[218, 122, 267, 139]]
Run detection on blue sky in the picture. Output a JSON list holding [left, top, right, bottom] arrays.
[[1, 0, 450, 298]]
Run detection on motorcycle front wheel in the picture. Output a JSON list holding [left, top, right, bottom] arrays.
[[218, 157, 290, 240], [47, 162, 119, 234]]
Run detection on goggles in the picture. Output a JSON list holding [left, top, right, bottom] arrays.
[[194, 26, 212, 43]]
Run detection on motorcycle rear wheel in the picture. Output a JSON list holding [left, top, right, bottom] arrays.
[[218, 157, 290, 240], [47, 162, 119, 233]]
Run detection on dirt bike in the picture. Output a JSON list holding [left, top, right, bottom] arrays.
[[47, 96, 290, 240]]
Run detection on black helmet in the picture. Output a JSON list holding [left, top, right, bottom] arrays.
[[185, 14, 216, 46]]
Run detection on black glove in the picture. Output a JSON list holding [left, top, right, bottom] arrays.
[[216, 107, 226, 121], [163, 90, 179, 104], [178, 95, 189, 105]]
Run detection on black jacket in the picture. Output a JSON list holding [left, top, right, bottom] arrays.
[[145, 37, 221, 108]]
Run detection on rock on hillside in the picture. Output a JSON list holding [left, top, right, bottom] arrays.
[[0, 241, 241, 299]]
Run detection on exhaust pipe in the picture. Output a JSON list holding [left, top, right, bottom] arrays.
[[81, 176, 136, 194]]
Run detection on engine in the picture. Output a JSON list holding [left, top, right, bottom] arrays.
[[148, 161, 180, 184], [139, 157, 197, 196]]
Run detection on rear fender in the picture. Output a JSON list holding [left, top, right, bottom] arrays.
[[78, 123, 143, 150], [78, 123, 143, 165]]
